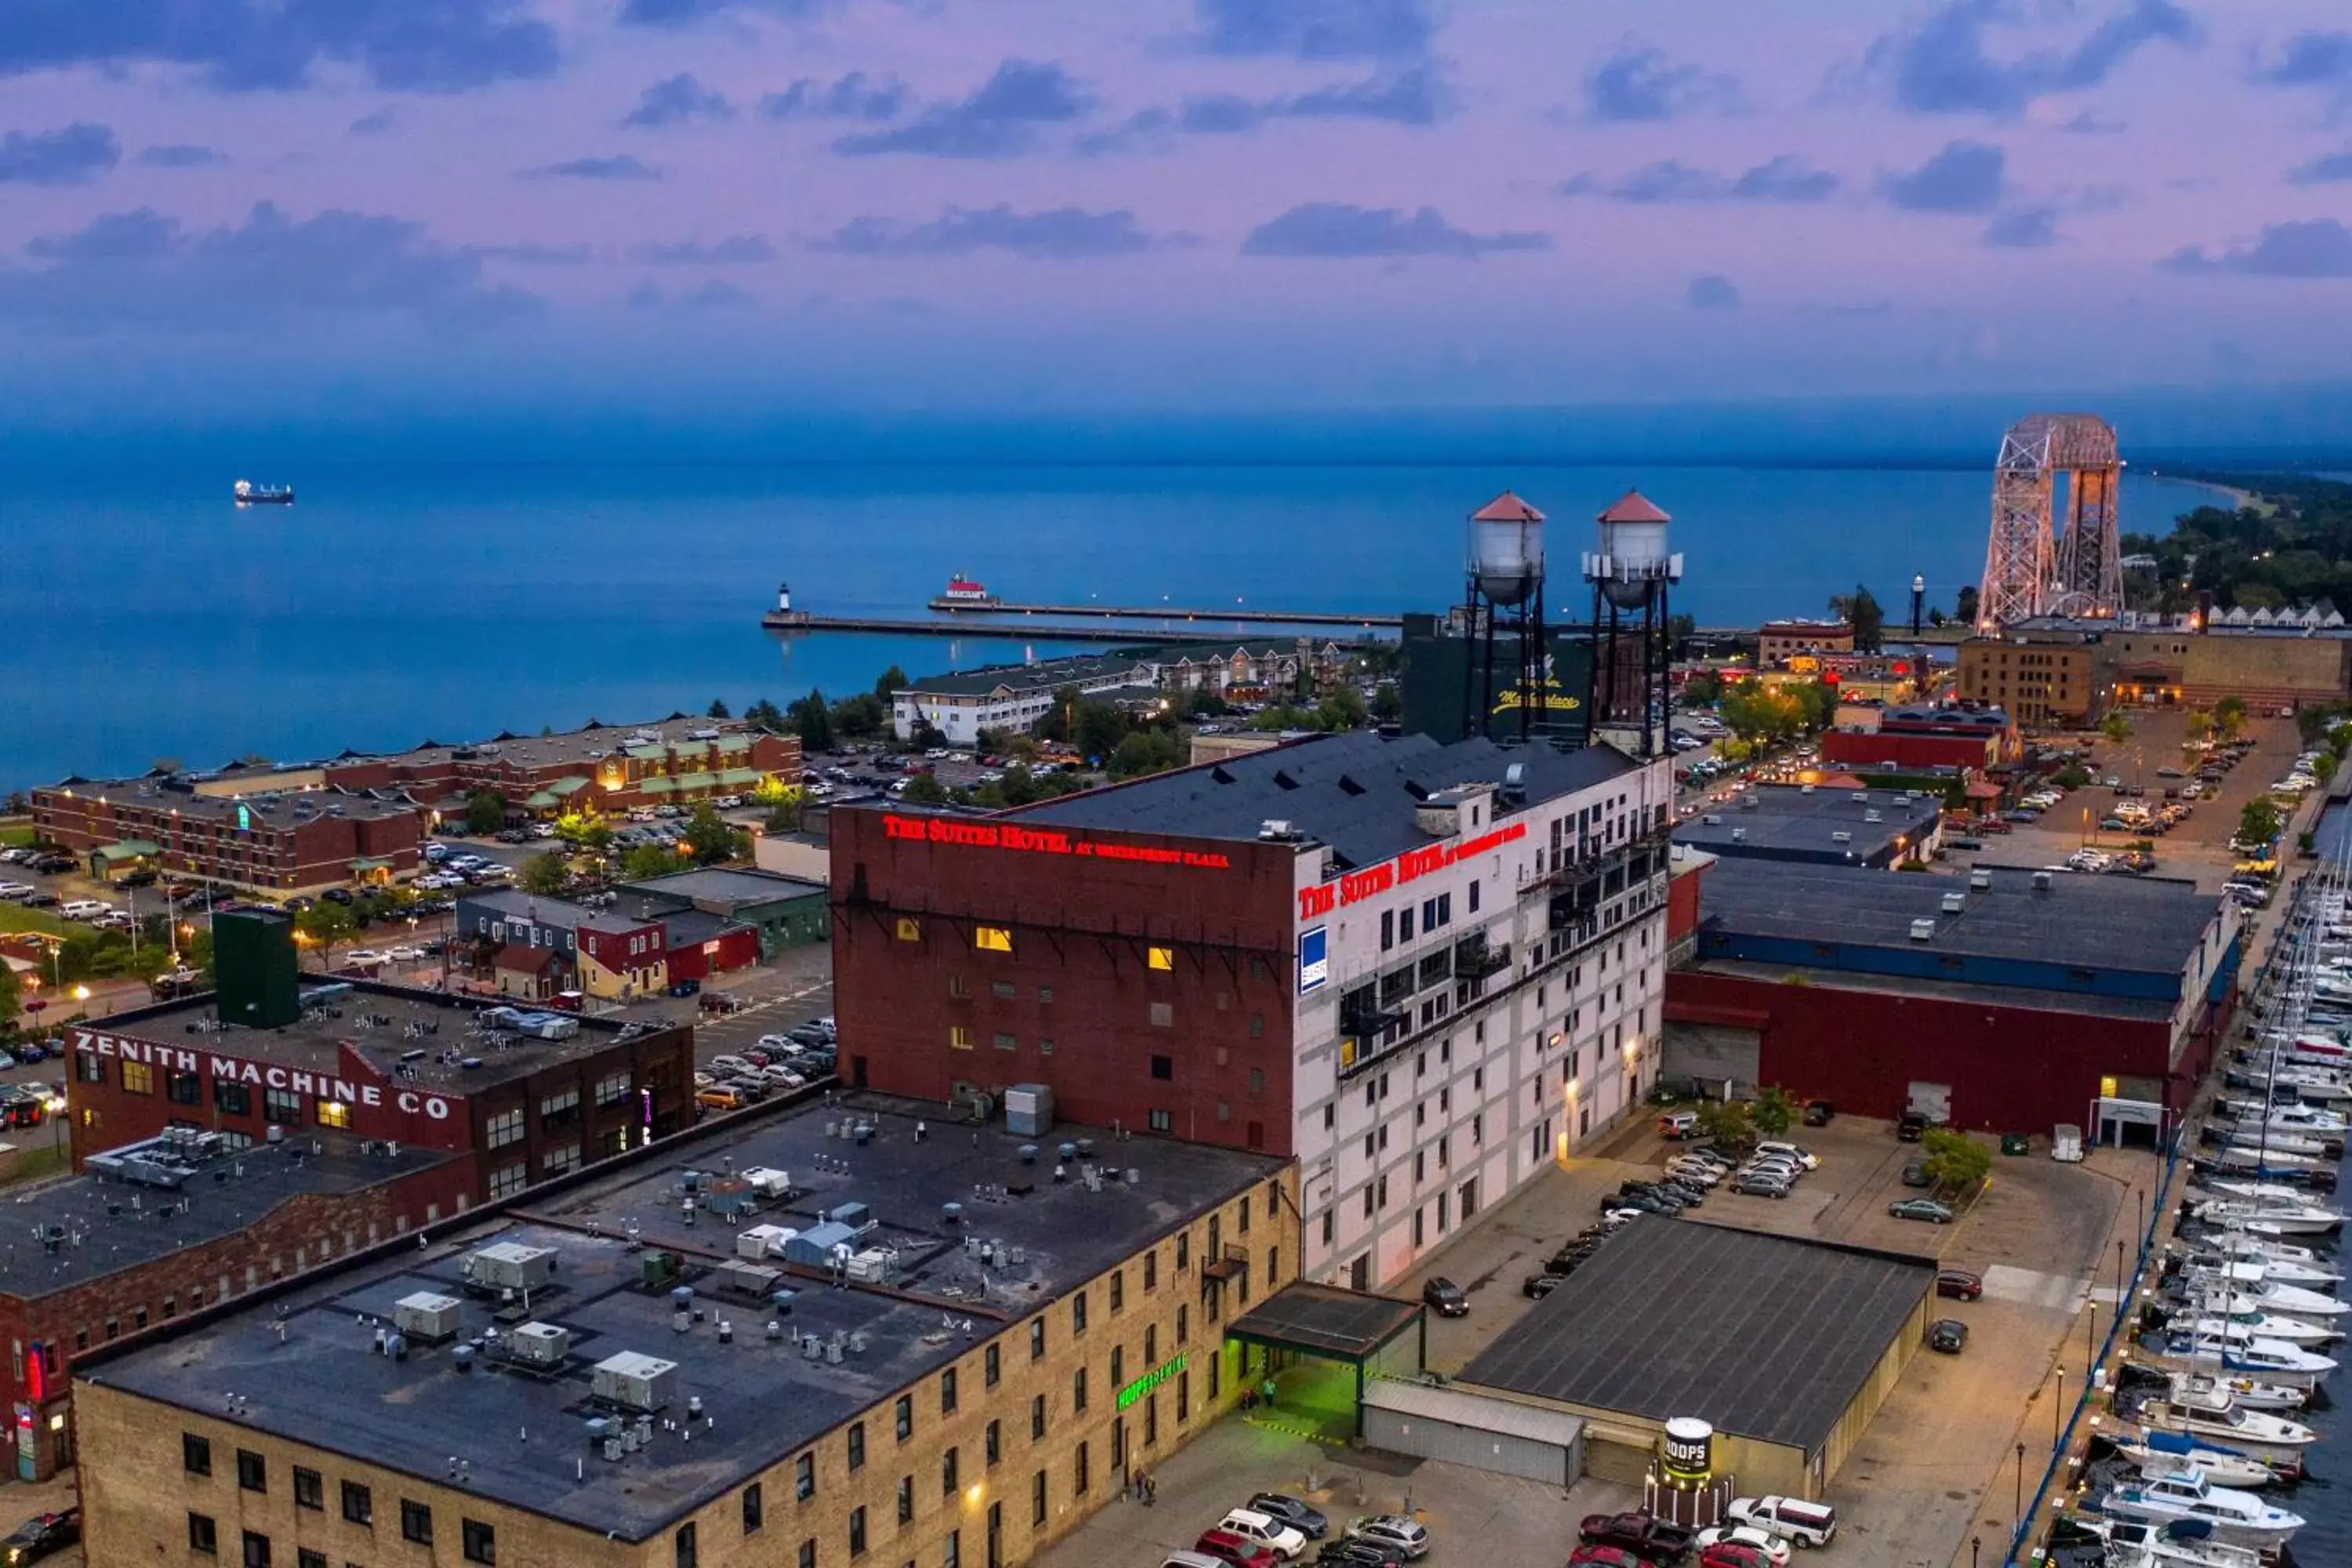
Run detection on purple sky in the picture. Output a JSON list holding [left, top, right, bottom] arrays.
[[4, 0, 2352, 420]]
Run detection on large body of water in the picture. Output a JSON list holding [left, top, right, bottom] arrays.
[[0, 461, 2225, 789]]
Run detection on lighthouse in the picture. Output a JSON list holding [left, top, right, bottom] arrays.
[[777, 582, 793, 614]]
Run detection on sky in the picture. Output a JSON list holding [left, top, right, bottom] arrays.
[[5, 0, 2352, 434]]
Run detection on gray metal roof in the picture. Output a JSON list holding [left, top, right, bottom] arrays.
[[1362, 1378, 1586, 1449], [1697, 856, 2220, 975], [86, 1096, 1284, 1541], [1671, 784, 1939, 863], [1014, 731, 1637, 872], [619, 867, 826, 909], [1457, 1218, 1933, 1454], [1226, 1283, 1422, 1360]]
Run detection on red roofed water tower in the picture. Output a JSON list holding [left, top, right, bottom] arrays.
[[1582, 488, 1683, 757]]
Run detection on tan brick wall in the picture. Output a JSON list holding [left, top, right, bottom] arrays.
[[77, 1170, 1300, 1568]]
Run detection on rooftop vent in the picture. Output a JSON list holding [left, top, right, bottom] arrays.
[[1701, 813, 1722, 826], [1940, 892, 1965, 914], [1257, 819, 1298, 841], [1799, 783, 1816, 794], [2032, 870, 2054, 894], [592, 1351, 677, 1413], [1909, 918, 1937, 942], [1501, 762, 1527, 801], [1864, 809, 1884, 823], [1850, 791, 1870, 803], [1730, 827, 1746, 842], [507, 1322, 572, 1367], [1969, 869, 1993, 891], [1830, 830, 1853, 844]]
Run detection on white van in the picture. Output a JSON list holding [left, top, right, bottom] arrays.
[[1728, 1495, 1837, 1547]]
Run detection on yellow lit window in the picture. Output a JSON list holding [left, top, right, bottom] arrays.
[[895, 917, 922, 942], [316, 1101, 351, 1130], [974, 926, 1012, 954], [1147, 946, 1174, 971], [950, 1025, 975, 1051], [121, 1062, 154, 1096]]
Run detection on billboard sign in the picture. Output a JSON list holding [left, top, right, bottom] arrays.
[[1298, 927, 1328, 994]]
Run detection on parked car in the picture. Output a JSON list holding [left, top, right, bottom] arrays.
[[1344, 1517, 1429, 1560], [1247, 1495, 1328, 1541], [1192, 1530, 1281, 1568], [1577, 1511, 1697, 1560], [1896, 1111, 1928, 1142], [696, 1087, 745, 1112], [1802, 1100, 1835, 1127], [1659, 1110, 1700, 1139], [0, 1508, 79, 1565], [1218, 1511, 1308, 1561], [1421, 1277, 1468, 1317], [1936, 1269, 1984, 1301], [1523, 1272, 1565, 1300], [1902, 1159, 1933, 1188], [1697, 1545, 1774, 1568], [1312, 1544, 1402, 1568], [1730, 1172, 1791, 1199], [1889, 1197, 1955, 1224], [1752, 1142, 1818, 1171], [1929, 1319, 1970, 1354], [1726, 1498, 1836, 1548], [1691, 1526, 1789, 1567], [1566, 1548, 1647, 1568]]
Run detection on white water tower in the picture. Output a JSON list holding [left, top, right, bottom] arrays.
[[1585, 490, 1679, 610], [1468, 491, 1545, 606], [1581, 489, 1683, 759]]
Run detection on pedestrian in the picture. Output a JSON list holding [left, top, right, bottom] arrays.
[[1144, 1473, 1156, 1506], [1261, 1377, 1277, 1409]]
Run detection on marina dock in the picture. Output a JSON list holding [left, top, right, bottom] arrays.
[[760, 611, 1272, 644]]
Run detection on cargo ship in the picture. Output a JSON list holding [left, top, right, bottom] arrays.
[[233, 480, 295, 506]]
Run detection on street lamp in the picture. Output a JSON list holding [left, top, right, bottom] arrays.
[[2015, 1442, 2026, 1527], [2054, 1365, 2066, 1451]]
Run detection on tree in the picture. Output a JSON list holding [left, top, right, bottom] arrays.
[[1920, 1127, 1991, 1196], [1828, 584, 1885, 652], [874, 666, 910, 703], [622, 843, 683, 880], [1694, 1098, 1755, 1156], [1316, 686, 1368, 732], [1109, 730, 1182, 779], [1184, 689, 1230, 720], [765, 798, 804, 835], [2213, 695, 2247, 742], [520, 852, 571, 897], [2054, 760, 2092, 789], [295, 902, 355, 968], [0, 960, 19, 1031], [1955, 585, 1979, 626], [463, 789, 508, 836], [1668, 612, 1697, 645], [2317, 752, 2340, 789], [907, 718, 949, 753], [786, 689, 834, 752], [830, 692, 887, 739], [684, 804, 746, 866], [743, 698, 786, 733], [899, 774, 949, 806], [1751, 1086, 1798, 1139], [2183, 709, 2213, 746], [2097, 711, 2133, 744], [2238, 797, 2284, 848], [1370, 682, 1402, 724], [707, 698, 731, 719], [1073, 700, 1127, 762], [1682, 672, 1723, 706], [1036, 685, 1083, 744]]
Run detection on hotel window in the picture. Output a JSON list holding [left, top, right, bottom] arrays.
[[897, 1477, 914, 1525], [895, 1394, 914, 1441], [992, 981, 1017, 999], [488, 1163, 528, 1200], [487, 1109, 525, 1148], [984, 1345, 1000, 1388], [463, 1519, 497, 1565], [189, 1513, 217, 1554], [342, 1482, 372, 1526], [973, 926, 1012, 954], [1072, 1367, 1087, 1413], [400, 1501, 434, 1545], [993, 1033, 1016, 1051], [1149, 1002, 1173, 1029], [237, 1450, 267, 1493], [183, 1433, 212, 1475], [941, 1368, 958, 1414], [985, 1421, 1001, 1465], [1030, 1395, 1046, 1440], [677, 1522, 699, 1568], [742, 1481, 764, 1534], [596, 1071, 631, 1106], [293, 1467, 322, 1510], [1148, 945, 1174, 971], [849, 1507, 868, 1559], [947, 974, 970, 999], [122, 1061, 155, 1095], [799, 1452, 818, 1498], [315, 1100, 350, 1130], [949, 1025, 975, 1051], [896, 917, 922, 942]]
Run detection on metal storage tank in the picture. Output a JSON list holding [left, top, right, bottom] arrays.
[[1468, 492, 1546, 607]]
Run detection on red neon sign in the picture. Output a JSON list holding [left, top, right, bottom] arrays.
[[883, 815, 1232, 871], [1296, 820, 1527, 921]]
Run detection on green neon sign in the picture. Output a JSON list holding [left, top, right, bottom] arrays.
[[1116, 1353, 1187, 1411]]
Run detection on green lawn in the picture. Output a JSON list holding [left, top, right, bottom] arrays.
[[0, 823, 32, 848], [0, 903, 69, 938]]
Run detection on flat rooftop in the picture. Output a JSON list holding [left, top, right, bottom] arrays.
[[1011, 731, 1636, 873], [0, 1132, 451, 1301], [1696, 856, 2220, 977], [1672, 784, 1938, 862], [98, 977, 682, 1093], [85, 1094, 1283, 1541], [1458, 1218, 1933, 1454], [619, 867, 826, 908], [38, 778, 416, 826]]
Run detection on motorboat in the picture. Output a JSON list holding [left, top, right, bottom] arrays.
[[2190, 1198, 2343, 1236], [2178, 1309, 2338, 1347], [2201, 1142, 2336, 1175], [2211, 1100, 2348, 1134], [2109, 1437, 2282, 1492], [2168, 1369, 2311, 1412], [2096, 1468, 2307, 1551], [2100, 1518, 2267, 1568], [2202, 1127, 2336, 1157], [2136, 1398, 2318, 1463], [2144, 1331, 2337, 1385], [2183, 1250, 2343, 1289], [2175, 1275, 2348, 1322]]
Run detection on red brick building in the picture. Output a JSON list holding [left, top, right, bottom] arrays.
[[67, 981, 696, 1204], [320, 718, 802, 818], [31, 780, 423, 893], [1, 1132, 468, 1480]]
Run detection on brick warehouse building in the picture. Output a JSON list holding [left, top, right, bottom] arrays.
[[1, 1132, 464, 1482], [31, 779, 423, 893], [833, 731, 1675, 1290], [68, 911, 696, 1205], [1663, 858, 2240, 1140], [316, 716, 804, 818]]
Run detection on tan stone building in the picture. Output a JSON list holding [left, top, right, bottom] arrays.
[[1960, 619, 2352, 729], [1755, 620, 1854, 665], [1955, 638, 2105, 728], [74, 1098, 1296, 1568]]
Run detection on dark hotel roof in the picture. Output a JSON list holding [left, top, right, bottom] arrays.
[[1458, 1218, 1933, 1454], [1013, 731, 1636, 872], [85, 1095, 1283, 1541], [1697, 857, 2218, 976]]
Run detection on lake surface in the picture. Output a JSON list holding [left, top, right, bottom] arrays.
[[0, 461, 2222, 789]]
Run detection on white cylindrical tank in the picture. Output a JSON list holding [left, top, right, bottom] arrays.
[[1592, 489, 1677, 608], [1468, 491, 1545, 605]]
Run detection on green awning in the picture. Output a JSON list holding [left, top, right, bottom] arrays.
[[524, 791, 559, 809], [674, 771, 719, 793], [712, 735, 753, 754], [717, 768, 762, 786], [93, 840, 162, 863], [549, 775, 593, 796], [639, 777, 679, 795], [672, 740, 711, 758], [626, 745, 668, 760], [350, 856, 397, 871]]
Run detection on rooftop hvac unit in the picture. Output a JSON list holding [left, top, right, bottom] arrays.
[[737, 1224, 795, 1261], [1864, 809, 1884, 823], [1799, 784, 1816, 794], [1830, 830, 1853, 844], [508, 1322, 572, 1367], [1969, 870, 1993, 891], [2033, 871, 2054, 894], [1701, 814, 1722, 826], [846, 1248, 896, 1285], [1940, 892, 1965, 914], [828, 1201, 874, 1235], [1730, 827, 1746, 843], [593, 1351, 679, 1412], [1850, 791, 1870, 802], [716, 1261, 783, 1298], [1004, 1083, 1055, 1138], [463, 1242, 558, 1294], [742, 1167, 792, 1200], [1909, 919, 1937, 942], [1257, 819, 1297, 840], [392, 1291, 464, 1342]]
